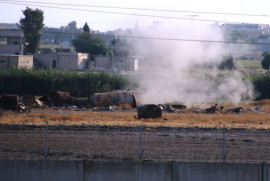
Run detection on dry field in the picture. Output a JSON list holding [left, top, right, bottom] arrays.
[[0, 100, 270, 162], [0, 99, 270, 129]]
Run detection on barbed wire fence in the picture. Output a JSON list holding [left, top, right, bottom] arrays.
[[0, 119, 270, 162]]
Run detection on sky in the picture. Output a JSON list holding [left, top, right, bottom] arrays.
[[0, 0, 270, 31]]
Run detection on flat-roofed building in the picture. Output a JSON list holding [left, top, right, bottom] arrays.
[[0, 29, 24, 55], [0, 54, 33, 69], [34, 52, 89, 70]]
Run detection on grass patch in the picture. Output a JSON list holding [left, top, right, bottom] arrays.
[[234, 60, 262, 69]]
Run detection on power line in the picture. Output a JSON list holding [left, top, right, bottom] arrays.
[[2, 0, 270, 18], [39, 30, 270, 46], [1, 1, 270, 25]]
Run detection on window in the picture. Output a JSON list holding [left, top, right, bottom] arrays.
[[0, 60, 6, 67], [0, 37, 7, 45]]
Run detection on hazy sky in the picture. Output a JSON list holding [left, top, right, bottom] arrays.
[[0, 0, 270, 31]]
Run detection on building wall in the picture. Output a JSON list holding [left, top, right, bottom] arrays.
[[18, 56, 33, 68], [0, 29, 24, 55], [57, 53, 79, 70], [0, 55, 33, 69], [94, 56, 112, 69], [8, 56, 19, 67], [34, 53, 89, 70], [0, 55, 9, 68], [34, 54, 57, 68], [56, 53, 88, 70], [77, 53, 89, 70], [94, 56, 139, 71]]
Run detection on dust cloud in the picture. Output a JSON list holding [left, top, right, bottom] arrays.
[[130, 22, 255, 106]]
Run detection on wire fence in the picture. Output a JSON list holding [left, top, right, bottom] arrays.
[[0, 123, 270, 162]]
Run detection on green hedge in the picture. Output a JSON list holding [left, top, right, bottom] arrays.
[[1, 68, 269, 100], [250, 72, 270, 100], [0, 68, 134, 97]]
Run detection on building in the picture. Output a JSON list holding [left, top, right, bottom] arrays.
[[34, 52, 89, 70], [0, 29, 24, 55], [0, 55, 33, 69], [94, 56, 139, 71]]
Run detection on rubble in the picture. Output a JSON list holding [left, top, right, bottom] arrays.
[[225, 107, 244, 114], [0, 94, 19, 111], [204, 104, 218, 114], [137, 104, 162, 119]]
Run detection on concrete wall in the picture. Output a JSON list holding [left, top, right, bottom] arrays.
[[0, 55, 9, 68], [35, 53, 89, 70], [173, 162, 262, 181], [18, 55, 33, 68], [95, 56, 112, 69], [85, 161, 171, 181], [0, 55, 33, 68], [94, 56, 139, 71], [57, 53, 78, 70], [3, 160, 270, 181], [34, 53, 57, 68], [0, 160, 84, 181]]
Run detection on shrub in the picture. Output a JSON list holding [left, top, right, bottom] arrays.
[[0, 68, 134, 97], [250, 73, 270, 100], [261, 54, 270, 70], [219, 56, 234, 70]]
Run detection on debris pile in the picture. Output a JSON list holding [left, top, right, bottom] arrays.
[[0, 90, 267, 118], [137, 104, 162, 119], [0, 94, 19, 110]]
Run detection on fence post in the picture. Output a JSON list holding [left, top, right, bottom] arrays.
[[137, 123, 144, 161], [220, 125, 227, 162], [43, 121, 49, 160]]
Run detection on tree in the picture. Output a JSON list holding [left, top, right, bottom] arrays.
[[67, 21, 78, 32], [20, 7, 44, 54], [261, 54, 270, 70], [219, 55, 234, 70], [72, 33, 113, 55], [83, 23, 90, 33]]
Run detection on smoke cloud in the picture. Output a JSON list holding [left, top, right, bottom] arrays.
[[129, 22, 255, 106]]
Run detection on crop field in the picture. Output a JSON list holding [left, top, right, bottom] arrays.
[[234, 60, 262, 69]]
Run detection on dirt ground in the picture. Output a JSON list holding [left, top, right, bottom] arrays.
[[1, 123, 270, 163], [0, 100, 270, 163]]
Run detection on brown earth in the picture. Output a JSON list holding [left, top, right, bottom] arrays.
[[0, 100, 270, 162]]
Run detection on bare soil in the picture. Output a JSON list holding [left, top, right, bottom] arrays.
[[1, 123, 270, 163], [1, 100, 270, 163]]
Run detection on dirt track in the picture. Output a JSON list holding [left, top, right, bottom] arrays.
[[1, 124, 270, 163]]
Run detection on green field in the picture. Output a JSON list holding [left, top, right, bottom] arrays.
[[40, 44, 74, 51], [234, 60, 262, 69]]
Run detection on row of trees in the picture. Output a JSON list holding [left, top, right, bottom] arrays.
[[20, 7, 126, 56]]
